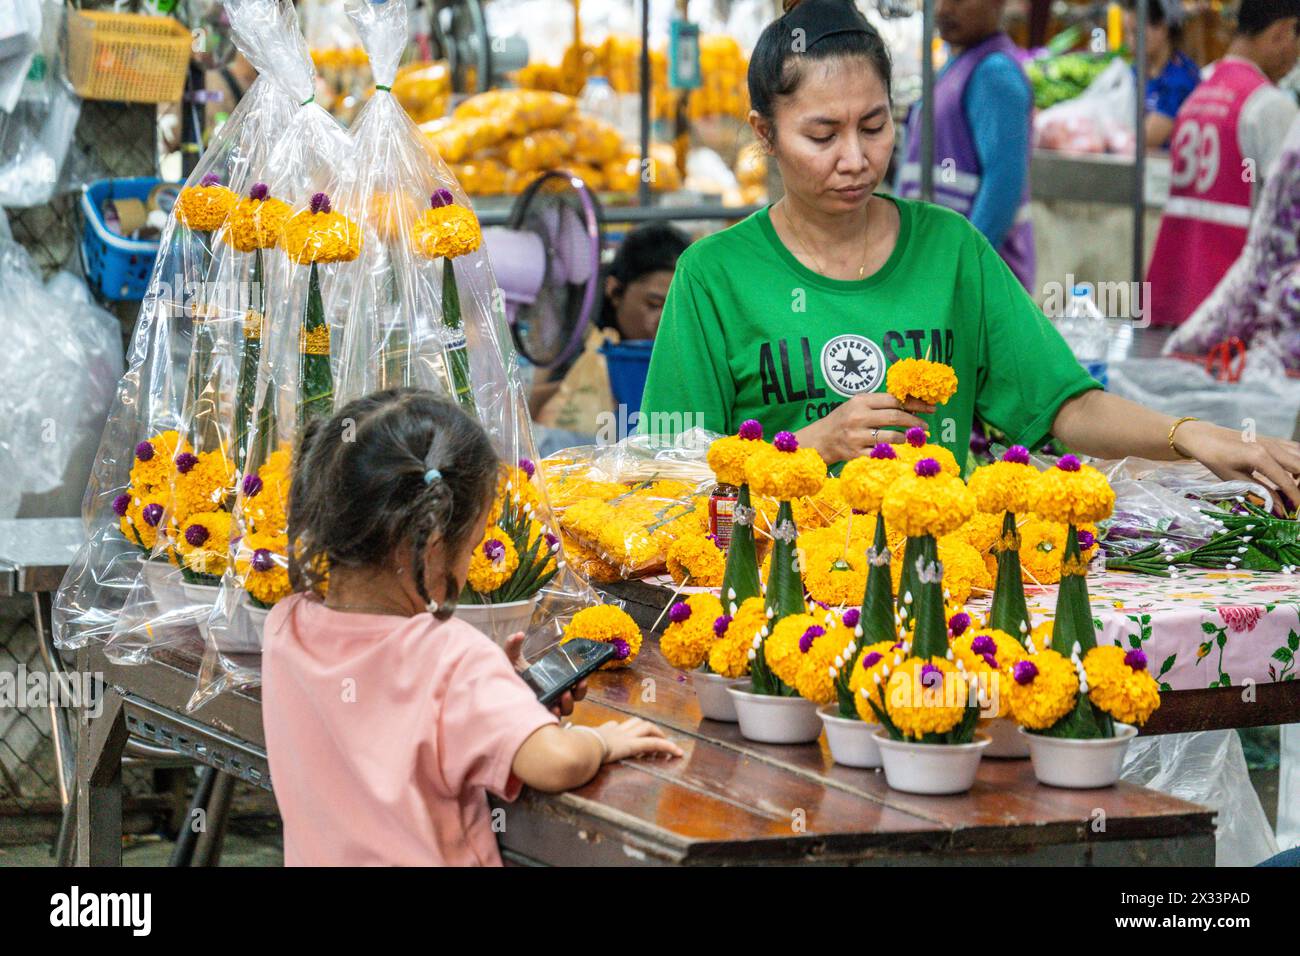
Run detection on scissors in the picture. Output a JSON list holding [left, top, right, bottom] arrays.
[[1205, 337, 1246, 383]]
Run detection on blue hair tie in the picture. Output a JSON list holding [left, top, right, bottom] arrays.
[[424, 468, 442, 484]]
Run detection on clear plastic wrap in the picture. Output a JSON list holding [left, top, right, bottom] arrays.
[[1032, 58, 1136, 157], [52, 0, 310, 658], [1122, 730, 1278, 867]]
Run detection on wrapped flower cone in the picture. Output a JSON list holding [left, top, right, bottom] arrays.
[[859, 516, 895, 644], [720, 483, 761, 612], [907, 534, 949, 660], [989, 510, 1032, 640]]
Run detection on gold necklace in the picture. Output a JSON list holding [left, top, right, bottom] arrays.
[[781, 200, 871, 280]]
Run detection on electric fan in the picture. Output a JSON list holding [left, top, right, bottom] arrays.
[[483, 169, 604, 370], [425, 0, 527, 93]]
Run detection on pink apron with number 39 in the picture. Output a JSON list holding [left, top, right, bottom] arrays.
[[1146, 60, 1269, 328]]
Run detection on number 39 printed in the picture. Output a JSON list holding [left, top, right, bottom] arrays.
[[1169, 120, 1221, 194]]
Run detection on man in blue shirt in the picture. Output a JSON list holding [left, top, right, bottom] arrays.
[[1124, 0, 1200, 149]]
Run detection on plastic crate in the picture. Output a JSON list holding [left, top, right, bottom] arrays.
[[81, 177, 170, 301], [600, 340, 655, 417], [66, 10, 191, 105]]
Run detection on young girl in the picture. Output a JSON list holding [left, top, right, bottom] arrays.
[[262, 388, 681, 866]]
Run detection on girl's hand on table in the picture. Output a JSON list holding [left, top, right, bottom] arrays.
[[504, 632, 588, 718], [797, 393, 934, 463], [1174, 420, 1300, 514], [594, 718, 683, 763]]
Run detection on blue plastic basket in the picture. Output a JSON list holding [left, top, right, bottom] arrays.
[[600, 340, 656, 417], [81, 177, 172, 301]]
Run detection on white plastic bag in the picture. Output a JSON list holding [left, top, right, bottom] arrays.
[[1033, 58, 1136, 157]]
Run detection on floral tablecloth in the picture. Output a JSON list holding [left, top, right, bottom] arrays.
[[971, 569, 1300, 692]]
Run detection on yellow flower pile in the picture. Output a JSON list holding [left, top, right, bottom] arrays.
[[666, 531, 725, 587], [794, 624, 849, 705], [1005, 649, 1079, 730], [660, 593, 725, 671], [968, 460, 1036, 516], [745, 433, 826, 501], [176, 174, 237, 232], [236, 531, 292, 606], [466, 528, 520, 594], [282, 193, 363, 265], [223, 184, 292, 251], [1029, 455, 1115, 526], [884, 656, 969, 738], [1083, 645, 1162, 726], [706, 420, 767, 486], [560, 532, 621, 584], [562, 605, 642, 669], [763, 613, 825, 688], [849, 639, 900, 721], [708, 596, 765, 677], [936, 536, 993, 604], [885, 358, 958, 405], [559, 484, 696, 575], [410, 190, 483, 260], [839, 446, 905, 515], [881, 459, 975, 539], [175, 511, 233, 577]]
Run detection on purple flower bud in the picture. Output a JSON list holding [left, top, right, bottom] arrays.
[[135, 441, 155, 462], [112, 493, 131, 517], [738, 419, 763, 441], [1013, 660, 1039, 685], [517, 458, 535, 479], [309, 192, 331, 215], [175, 452, 199, 474], [242, 473, 264, 497], [713, 615, 732, 637], [544, 532, 559, 549], [799, 624, 825, 653], [668, 601, 691, 624], [861, 651, 883, 669], [905, 426, 927, 448], [1057, 454, 1082, 473], [971, 634, 996, 658], [200, 173, 221, 187], [184, 523, 210, 547], [1003, 445, 1031, 465], [141, 503, 164, 527], [1124, 649, 1148, 671], [1078, 529, 1096, 549], [842, 607, 861, 628], [980, 653, 999, 669], [773, 431, 798, 452], [430, 188, 454, 208], [970, 430, 991, 456], [483, 539, 505, 561], [249, 182, 269, 201], [949, 612, 971, 636], [851, 508, 868, 515], [914, 458, 941, 478], [920, 663, 943, 689], [251, 548, 275, 573], [869, 442, 897, 460], [611, 638, 630, 660]]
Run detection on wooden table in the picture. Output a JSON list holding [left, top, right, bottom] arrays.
[[74, 631, 1215, 867]]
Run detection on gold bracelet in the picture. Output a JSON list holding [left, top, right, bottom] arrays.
[[1168, 416, 1200, 457]]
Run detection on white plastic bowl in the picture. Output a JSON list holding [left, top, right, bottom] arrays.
[[874, 730, 991, 795], [818, 705, 883, 768], [693, 671, 745, 722], [140, 558, 187, 615], [1021, 724, 1138, 788], [457, 595, 540, 647], [727, 686, 823, 744]]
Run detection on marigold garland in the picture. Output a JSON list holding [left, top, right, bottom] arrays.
[[885, 357, 958, 405], [1006, 649, 1079, 729], [883, 656, 969, 738], [562, 605, 642, 668], [1029, 455, 1115, 526], [1083, 645, 1162, 726], [801, 540, 867, 607], [660, 593, 725, 671], [560, 532, 622, 584], [936, 536, 993, 604], [666, 531, 725, 587]]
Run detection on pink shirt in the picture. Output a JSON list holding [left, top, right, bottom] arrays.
[[262, 593, 557, 866]]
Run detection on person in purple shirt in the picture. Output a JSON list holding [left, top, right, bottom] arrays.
[[1124, 0, 1201, 150], [896, 0, 1035, 290]]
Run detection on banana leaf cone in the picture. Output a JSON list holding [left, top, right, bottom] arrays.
[[989, 510, 1033, 643], [441, 259, 477, 414], [719, 484, 761, 614], [896, 535, 920, 622], [298, 261, 334, 426], [907, 534, 949, 661], [859, 517, 895, 644], [1040, 524, 1113, 739], [752, 499, 803, 696]]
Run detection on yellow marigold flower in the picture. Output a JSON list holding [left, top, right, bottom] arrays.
[[488, 463, 543, 526], [560, 532, 622, 584], [801, 540, 867, 607], [886, 357, 958, 405], [745, 432, 826, 501], [952, 628, 1025, 718], [1029, 618, 1054, 651], [129, 430, 190, 495], [236, 532, 292, 606], [881, 460, 975, 539], [1083, 645, 1162, 726], [956, 510, 1004, 555], [707, 421, 766, 485], [967, 459, 1036, 515], [794, 627, 846, 704], [708, 597, 766, 677], [171, 449, 236, 523], [1029, 455, 1115, 526], [661, 593, 724, 671], [223, 183, 292, 251], [1018, 519, 1098, 587], [466, 527, 520, 594], [936, 535, 992, 604], [282, 193, 362, 265], [764, 612, 825, 688], [259, 444, 293, 481], [894, 427, 961, 477], [562, 605, 642, 668], [840, 450, 905, 515], [850, 639, 900, 720], [409, 191, 483, 259], [884, 656, 969, 738], [1005, 649, 1079, 729], [176, 510, 233, 577], [176, 175, 237, 232], [119, 489, 169, 552], [666, 531, 725, 587]]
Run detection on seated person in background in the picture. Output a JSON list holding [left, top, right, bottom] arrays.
[[263, 389, 680, 866], [530, 223, 690, 446], [1124, 0, 1201, 150]]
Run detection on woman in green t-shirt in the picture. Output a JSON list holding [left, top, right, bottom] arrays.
[[641, 0, 1300, 507]]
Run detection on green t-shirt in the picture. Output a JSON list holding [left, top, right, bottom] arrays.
[[639, 196, 1099, 470]]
